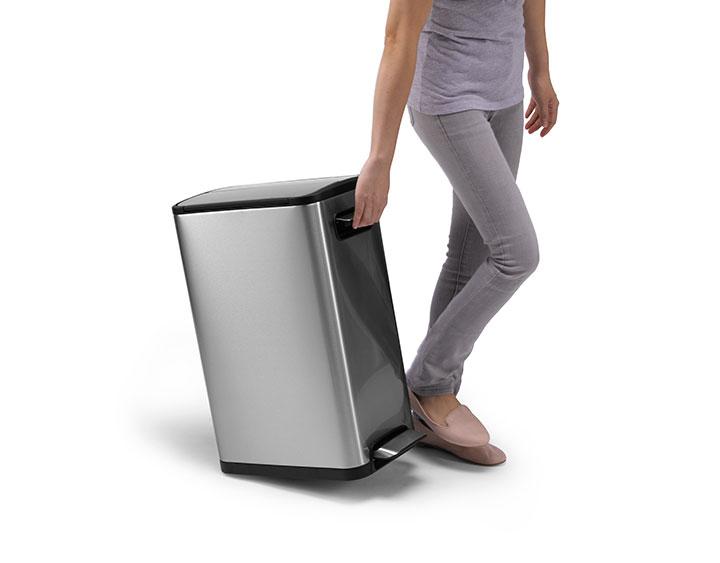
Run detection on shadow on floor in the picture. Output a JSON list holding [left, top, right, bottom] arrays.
[[410, 442, 506, 474], [138, 412, 437, 502]]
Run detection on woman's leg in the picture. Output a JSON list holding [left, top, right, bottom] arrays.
[[427, 104, 525, 329], [423, 104, 526, 395], [406, 103, 539, 398]]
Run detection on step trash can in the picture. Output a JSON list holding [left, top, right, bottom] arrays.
[[172, 175, 424, 480]]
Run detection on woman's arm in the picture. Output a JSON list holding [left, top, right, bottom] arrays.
[[353, 0, 433, 229], [523, 0, 559, 137]]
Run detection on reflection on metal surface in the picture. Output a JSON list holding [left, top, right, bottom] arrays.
[[318, 192, 412, 451]]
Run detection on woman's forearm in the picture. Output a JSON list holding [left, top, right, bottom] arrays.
[[352, 1, 432, 229], [368, 0, 432, 166], [367, 42, 419, 165], [523, 0, 550, 77]]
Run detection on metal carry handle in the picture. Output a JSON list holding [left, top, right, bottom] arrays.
[[334, 208, 373, 240]]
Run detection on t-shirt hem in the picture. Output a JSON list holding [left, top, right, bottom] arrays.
[[408, 93, 524, 116]]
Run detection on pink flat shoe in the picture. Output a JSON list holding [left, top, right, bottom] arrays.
[[409, 390, 490, 447], [412, 413, 506, 466]]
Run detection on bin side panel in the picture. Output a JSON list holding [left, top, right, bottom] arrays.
[[318, 194, 413, 453], [175, 206, 366, 468]]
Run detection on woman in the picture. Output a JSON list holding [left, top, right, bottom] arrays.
[[353, 0, 558, 465]]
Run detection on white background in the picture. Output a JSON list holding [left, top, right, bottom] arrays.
[[1, 1, 718, 561]]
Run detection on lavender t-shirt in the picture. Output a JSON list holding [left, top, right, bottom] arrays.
[[408, 0, 526, 114]]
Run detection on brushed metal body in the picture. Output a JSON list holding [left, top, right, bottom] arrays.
[[175, 189, 412, 470]]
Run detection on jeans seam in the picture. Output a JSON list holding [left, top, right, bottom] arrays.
[[434, 113, 512, 293], [434, 113, 504, 251], [451, 219, 471, 299]]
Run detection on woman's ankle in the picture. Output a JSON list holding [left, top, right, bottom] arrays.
[[416, 393, 461, 424]]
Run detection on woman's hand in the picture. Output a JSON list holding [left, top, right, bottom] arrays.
[[525, 73, 559, 137], [353, 156, 391, 229]]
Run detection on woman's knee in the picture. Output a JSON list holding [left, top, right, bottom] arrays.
[[491, 228, 540, 281], [521, 230, 541, 278]]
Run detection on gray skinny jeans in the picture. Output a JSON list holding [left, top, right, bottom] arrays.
[[405, 102, 540, 396]]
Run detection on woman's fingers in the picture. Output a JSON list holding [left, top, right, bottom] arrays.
[[525, 112, 539, 130], [527, 107, 544, 134], [540, 98, 559, 137], [353, 195, 387, 228], [354, 158, 391, 227], [527, 119, 543, 134], [539, 101, 550, 129], [352, 198, 366, 229], [360, 201, 375, 228], [374, 201, 387, 224], [525, 109, 541, 132], [525, 98, 537, 119], [526, 96, 558, 135], [354, 195, 374, 228]]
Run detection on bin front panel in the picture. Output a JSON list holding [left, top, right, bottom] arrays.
[[175, 204, 367, 468]]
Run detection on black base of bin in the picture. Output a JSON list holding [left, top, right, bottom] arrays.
[[219, 425, 424, 481], [219, 459, 377, 481]]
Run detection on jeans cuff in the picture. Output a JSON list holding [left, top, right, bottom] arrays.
[[407, 382, 457, 397]]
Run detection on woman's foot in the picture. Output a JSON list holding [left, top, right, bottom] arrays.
[[412, 414, 506, 466], [415, 393, 461, 423], [409, 390, 490, 447]]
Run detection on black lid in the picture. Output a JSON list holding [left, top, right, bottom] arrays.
[[172, 175, 357, 215]]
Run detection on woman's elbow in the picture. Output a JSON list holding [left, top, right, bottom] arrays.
[[383, 0, 431, 50], [383, 27, 418, 52]]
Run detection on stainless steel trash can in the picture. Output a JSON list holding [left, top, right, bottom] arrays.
[[173, 175, 424, 480]]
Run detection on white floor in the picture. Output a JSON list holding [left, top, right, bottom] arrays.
[[5, 303, 716, 561]]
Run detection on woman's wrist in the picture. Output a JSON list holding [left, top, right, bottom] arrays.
[[367, 153, 393, 170], [528, 65, 551, 82]]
